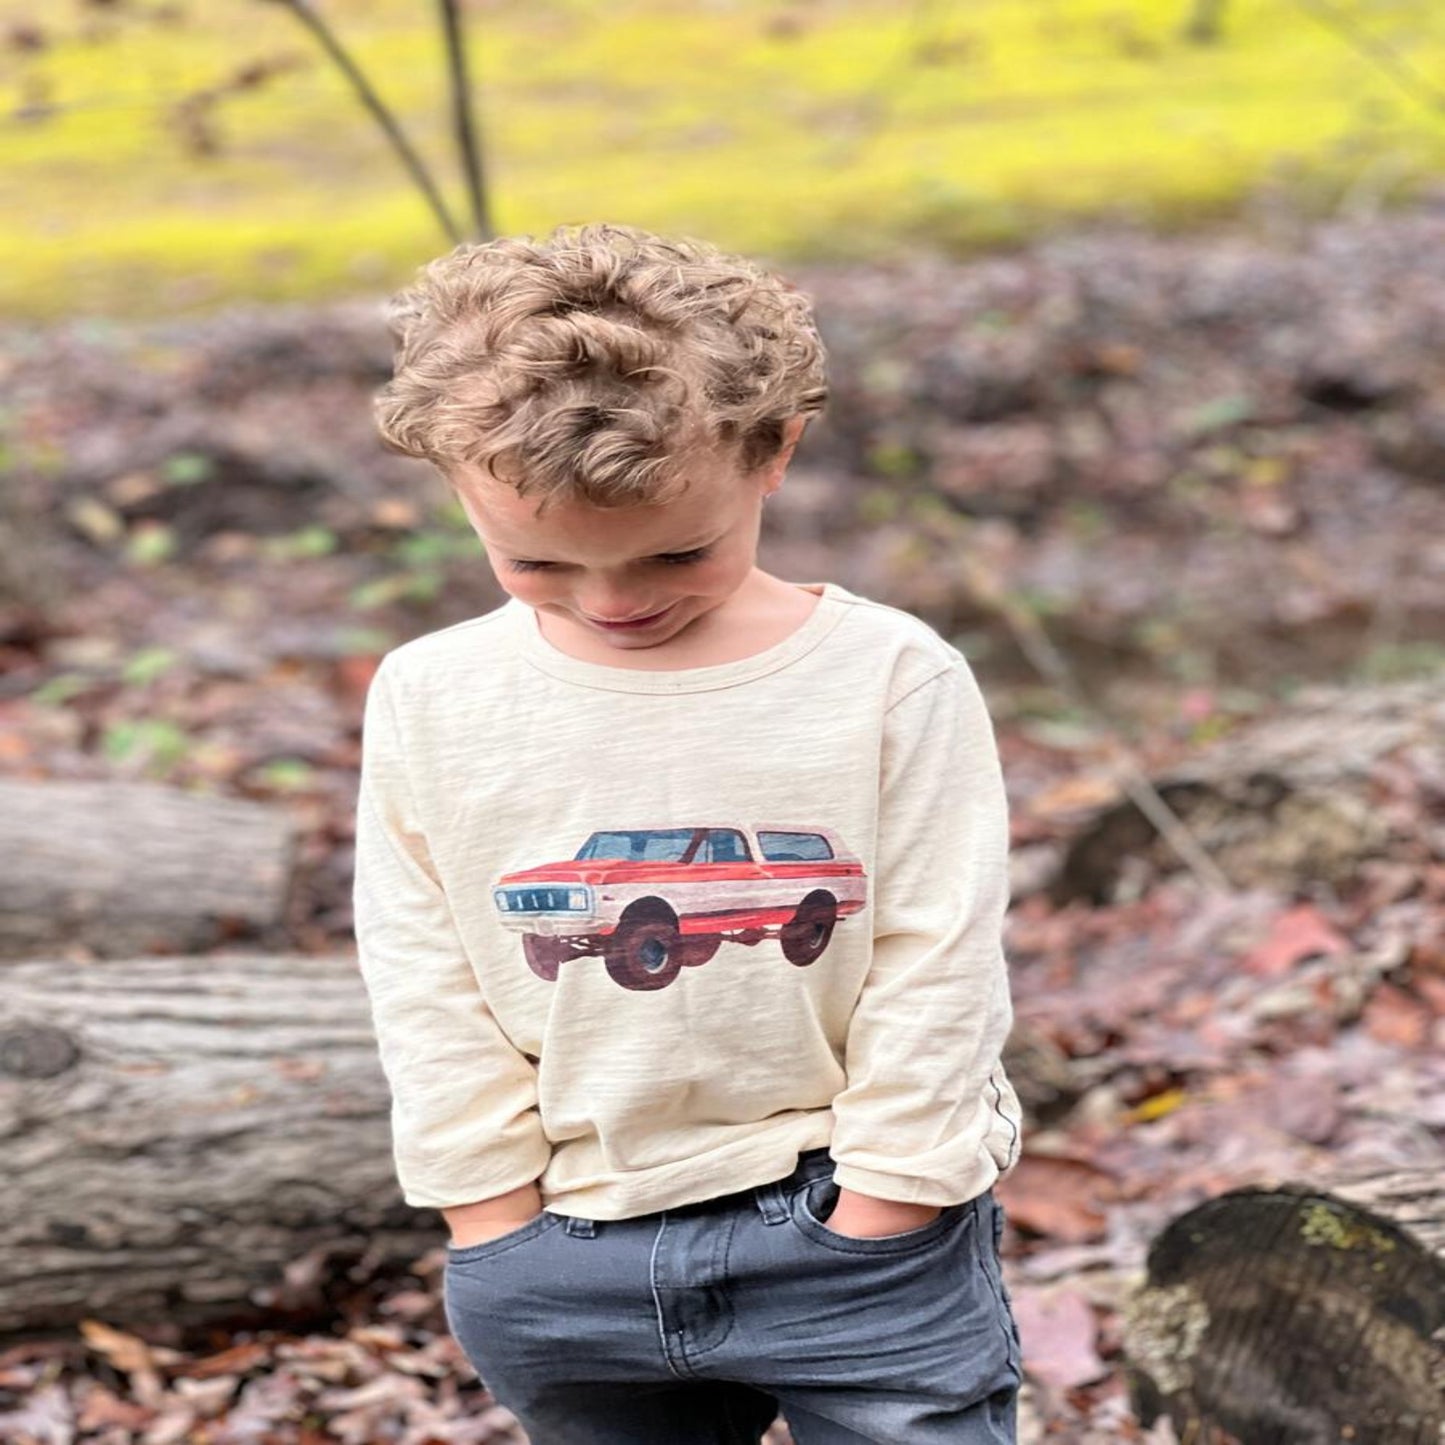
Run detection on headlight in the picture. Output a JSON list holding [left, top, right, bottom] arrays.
[[494, 890, 512, 911], [569, 888, 588, 909]]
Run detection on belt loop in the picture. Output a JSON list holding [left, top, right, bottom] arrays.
[[754, 1180, 791, 1225], [563, 1215, 596, 1238]]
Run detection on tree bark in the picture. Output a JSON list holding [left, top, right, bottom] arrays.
[[0, 781, 296, 960], [1123, 1170, 1445, 1445], [0, 952, 435, 1340]]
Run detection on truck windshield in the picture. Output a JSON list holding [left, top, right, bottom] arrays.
[[575, 829, 701, 863]]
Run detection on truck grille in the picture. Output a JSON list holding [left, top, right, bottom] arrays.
[[497, 887, 585, 913]]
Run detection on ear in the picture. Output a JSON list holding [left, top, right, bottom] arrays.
[[770, 415, 809, 474], [755, 415, 809, 503]]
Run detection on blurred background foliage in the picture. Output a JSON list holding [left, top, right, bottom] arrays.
[[3, 0, 1445, 320]]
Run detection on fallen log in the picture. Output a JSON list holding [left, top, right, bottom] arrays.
[[0, 951, 433, 1339], [1053, 675, 1445, 903], [1123, 1169, 1445, 1445], [0, 781, 295, 960]]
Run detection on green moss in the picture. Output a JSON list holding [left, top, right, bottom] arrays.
[[2, 0, 1443, 317], [1299, 1201, 1398, 1255]]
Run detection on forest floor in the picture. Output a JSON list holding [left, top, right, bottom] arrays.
[[0, 202, 1442, 1443]]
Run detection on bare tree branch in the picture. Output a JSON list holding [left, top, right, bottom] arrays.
[[437, 0, 491, 240], [264, 0, 462, 244]]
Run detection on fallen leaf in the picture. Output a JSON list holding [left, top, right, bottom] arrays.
[[1012, 1284, 1108, 1391], [67, 495, 125, 544], [0, 1382, 74, 1444], [996, 1154, 1119, 1242], [347, 1324, 406, 1352], [139, 1403, 197, 1445], [1028, 773, 1123, 820], [1124, 1087, 1188, 1124], [1239, 904, 1349, 978], [171, 1375, 240, 1417], [335, 652, 381, 706], [376, 1287, 438, 1324], [171, 1340, 270, 1380], [1414, 975, 1445, 1018], [78, 1321, 162, 1376], [78, 1321, 177, 1411], [1362, 983, 1430, 1049], [75, 1381, 153, 1432], [371, 497, 419, 528]]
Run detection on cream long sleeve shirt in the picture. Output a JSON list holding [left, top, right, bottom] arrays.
[[352, 579, 1022, 1219]]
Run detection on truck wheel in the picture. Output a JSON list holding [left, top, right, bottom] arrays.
[[675, 936, 721, 968], [523, 934, 567, 982], [780, 894, 837, 966], [604, 918, 685, 991]]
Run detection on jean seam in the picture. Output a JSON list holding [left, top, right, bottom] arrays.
[[981, 1197, 1023, 1379], [648, 1215, 690, 1382]]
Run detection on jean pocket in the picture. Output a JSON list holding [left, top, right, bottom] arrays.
[[444, 1209, 562, 1266], [790, 1176, 967, 1256]]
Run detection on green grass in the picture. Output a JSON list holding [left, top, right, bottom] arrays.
[[2, 0, 1444, 319]]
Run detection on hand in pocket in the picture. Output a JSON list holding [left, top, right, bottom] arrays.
[[449, 1212, 546, 1249], [825, 1184, 943, 1239]]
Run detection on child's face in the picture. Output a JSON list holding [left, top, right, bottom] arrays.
[[449, 420, 803, 653]]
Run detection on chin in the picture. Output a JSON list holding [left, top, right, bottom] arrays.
[[583, 596, 720, 646], [588, 604, 692, 643]]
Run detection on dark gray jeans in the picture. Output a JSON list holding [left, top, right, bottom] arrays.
[[442, 1147, 1021, 1444]]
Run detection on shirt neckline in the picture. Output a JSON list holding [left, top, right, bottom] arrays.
[[507, 581, 852, 694]]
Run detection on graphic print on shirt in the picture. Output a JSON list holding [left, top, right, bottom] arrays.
[[491, 823, 868, 992]]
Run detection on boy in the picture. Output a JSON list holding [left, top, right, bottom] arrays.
[[353, 223, 1023, 1444]]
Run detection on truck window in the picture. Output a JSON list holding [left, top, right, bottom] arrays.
[[757, 831, 833, 862], [703, 829, 751, 863]]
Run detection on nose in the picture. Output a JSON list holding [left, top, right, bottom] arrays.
[[577, 584, 660, 623]]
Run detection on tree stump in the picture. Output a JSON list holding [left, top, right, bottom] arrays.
[[0, 952, 435, 1339], [1123, 1170, 1445, 1444], [0, 780, 295, 960]]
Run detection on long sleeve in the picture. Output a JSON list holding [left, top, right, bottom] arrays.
[[828, 656, 1021, 1207], [352, 656, 551, 1209]]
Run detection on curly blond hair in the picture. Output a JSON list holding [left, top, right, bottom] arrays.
[[373, 223, 827, 511]]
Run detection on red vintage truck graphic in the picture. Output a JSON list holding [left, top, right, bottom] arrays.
[[492, 824, 868, 991]]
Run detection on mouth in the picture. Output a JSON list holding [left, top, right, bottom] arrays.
[[583, 602, 676, 631]]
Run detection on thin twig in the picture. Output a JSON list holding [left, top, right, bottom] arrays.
[[437, 0, 492, 240], [1292, 0, 1445, 117], [268, 0, 462, 244], [955, 550, 1235, 896]]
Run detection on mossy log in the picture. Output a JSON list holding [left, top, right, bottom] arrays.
[[0, 952, 432, 1340], [1123, 1170, 1445, 1445], [0, 780, 295, 960]]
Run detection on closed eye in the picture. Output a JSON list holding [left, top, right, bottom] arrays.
[[507, 546, 713, 573]]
